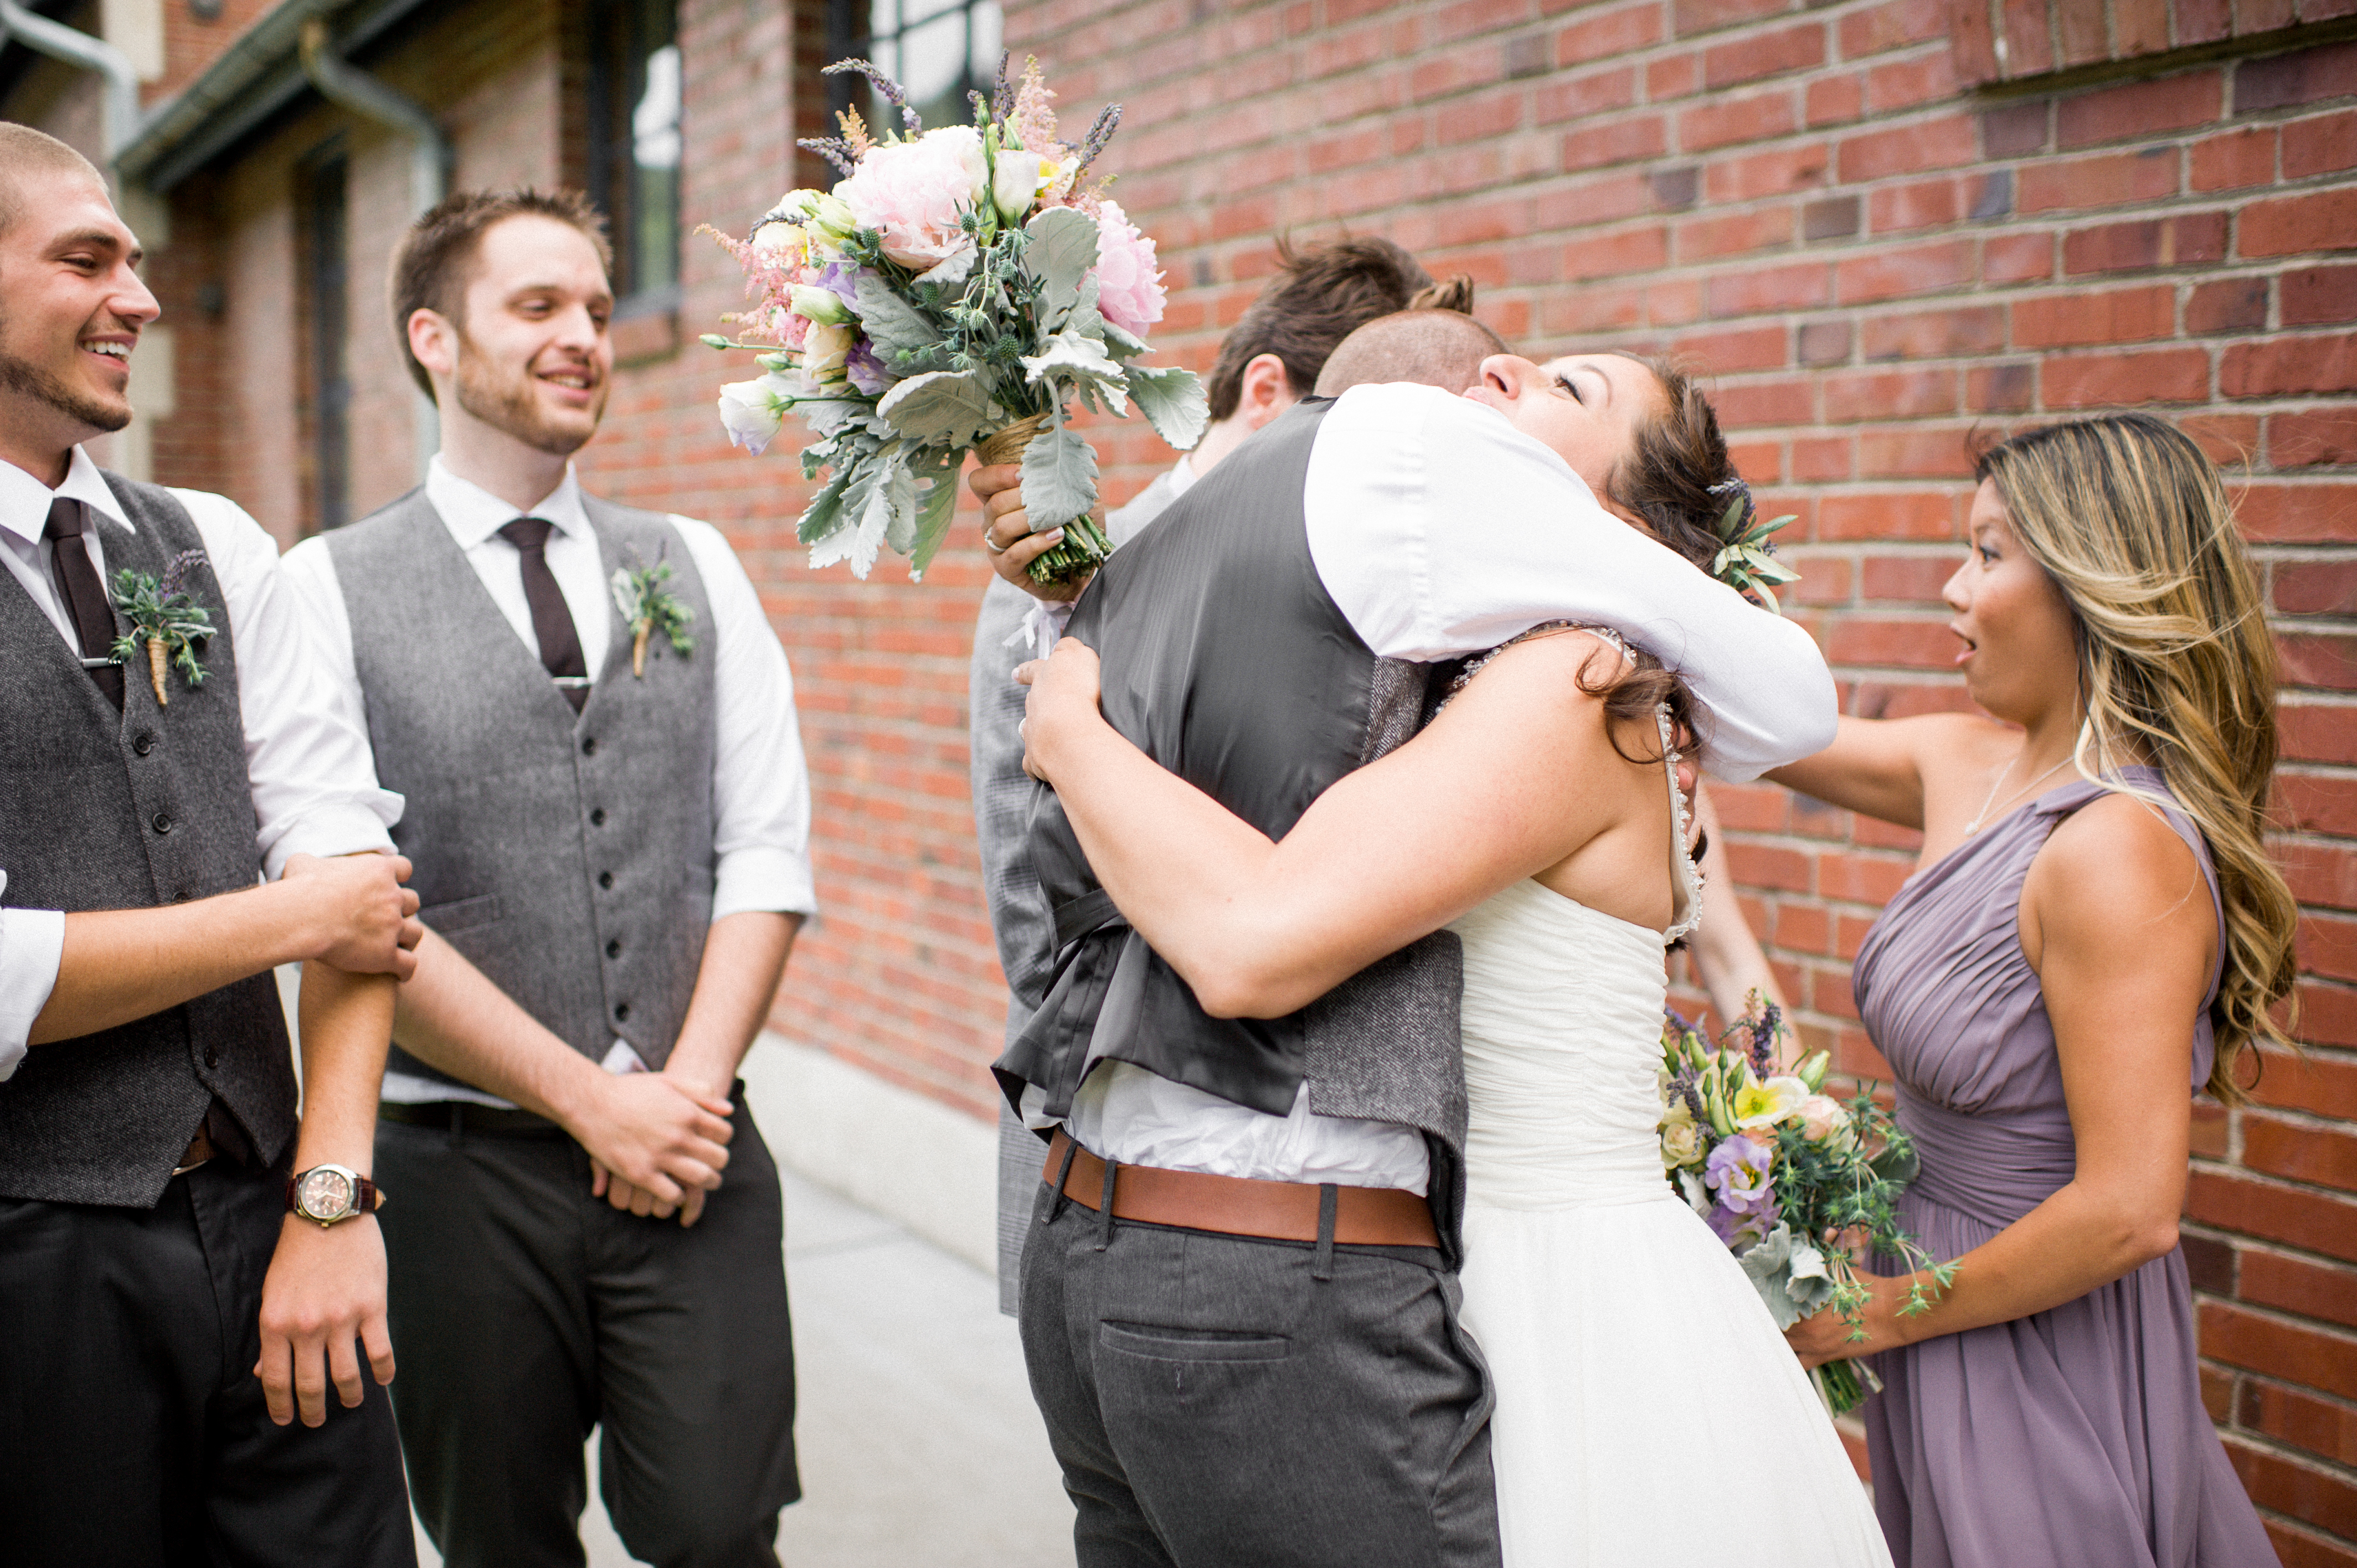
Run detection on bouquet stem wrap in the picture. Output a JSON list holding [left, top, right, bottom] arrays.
[[977, 413, 1113, 584]]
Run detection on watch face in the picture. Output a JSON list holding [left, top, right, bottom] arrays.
[[297, 1168, 354, 1220]]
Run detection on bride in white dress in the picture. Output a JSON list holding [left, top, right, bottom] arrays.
[[1018, 612, 1891, 1566]]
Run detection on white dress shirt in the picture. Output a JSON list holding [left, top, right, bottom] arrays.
[[0, 448, 404, 1080], [280, 457, 818, 1105], [1050, 384, 1840, 1192]]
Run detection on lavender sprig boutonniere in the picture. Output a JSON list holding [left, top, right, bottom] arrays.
[[610, 546, 696, 677], [110, 550, 214, 706], [1707, 479, 1802, 615]]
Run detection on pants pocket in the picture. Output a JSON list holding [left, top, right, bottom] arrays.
[[1099, 1321, 1293, 1364]]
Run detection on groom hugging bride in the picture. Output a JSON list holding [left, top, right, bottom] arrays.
[[972, 308, 1892, 1567]]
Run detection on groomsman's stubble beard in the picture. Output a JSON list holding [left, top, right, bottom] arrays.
[[450, 327, 604, 458], [0, 305, 134, 439]]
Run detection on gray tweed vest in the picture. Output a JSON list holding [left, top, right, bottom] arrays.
[[328, 489, 718, 1085], [1002, 399, 1472, 1251], [0, 474, 295, 1207]]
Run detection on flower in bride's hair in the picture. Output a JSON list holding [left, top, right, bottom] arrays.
[[1092, 200, 1166, 337], [1732, 1074, 1809, 1132], [1704, 1135, 1777, 1215], [835, 125, 989, 271]]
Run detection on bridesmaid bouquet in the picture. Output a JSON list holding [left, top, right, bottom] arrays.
[[1659, 998, 1958, 1416], [704, 55, 1208, 583]]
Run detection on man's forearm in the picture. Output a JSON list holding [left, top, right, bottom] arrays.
[[662, 911, 800, 1100], [292, 963, 398, 1170], [33, 883, 316, 1044], [390, 930, 606, 1121]]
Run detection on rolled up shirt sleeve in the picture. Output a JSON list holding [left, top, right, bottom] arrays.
[[670, 517, 819, 920], [176, 491, 402, 875], [0, 871, 63, 1081], [1303, 383, 1837, 781]]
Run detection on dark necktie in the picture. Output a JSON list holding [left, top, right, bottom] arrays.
[[44, 498, 125, 710], [498, 517, 588, 713]]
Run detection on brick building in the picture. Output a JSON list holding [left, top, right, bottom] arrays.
[[4, 0, 2354, 1555]]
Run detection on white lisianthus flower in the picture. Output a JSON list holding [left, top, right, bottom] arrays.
[[992, 150, 1044, 225], [1732, 1074, 1811, 1131], [751, 220, 805, 263], [789, 284, 853, 326], [717, 375, 790, 455]]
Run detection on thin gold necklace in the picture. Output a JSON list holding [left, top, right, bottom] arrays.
[[1963, 750, 2073, 837]]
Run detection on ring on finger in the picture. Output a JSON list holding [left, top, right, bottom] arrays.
[[984, 531, 1008, 555]]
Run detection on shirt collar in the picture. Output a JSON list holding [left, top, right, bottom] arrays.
[[424, 454, 589, 550], [0, 446, 133, 551]]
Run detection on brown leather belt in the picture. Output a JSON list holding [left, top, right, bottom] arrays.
[[1043, 1128, 1440, 1249], [171, 1126, 215, 1178]]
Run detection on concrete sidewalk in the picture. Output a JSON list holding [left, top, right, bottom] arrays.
[[413, 1165, 1073, 1566]]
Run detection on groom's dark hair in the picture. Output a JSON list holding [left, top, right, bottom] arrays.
[[390, 188, 615, 400], [1203, 237, 1438, 420]]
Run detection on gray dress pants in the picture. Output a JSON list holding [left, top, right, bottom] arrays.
[[374, 1093, 797, 1568], [1021, 1181, 1503, 1568]]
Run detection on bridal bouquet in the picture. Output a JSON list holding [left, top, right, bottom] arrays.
[[704, 56, 1208, 582], [1659, 997, 1957, 1416]]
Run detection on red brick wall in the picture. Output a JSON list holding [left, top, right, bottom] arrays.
[[992, 0, 2357, 1553]]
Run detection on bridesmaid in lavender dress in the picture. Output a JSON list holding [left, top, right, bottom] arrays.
[[1768, 414, 2298, 1568]]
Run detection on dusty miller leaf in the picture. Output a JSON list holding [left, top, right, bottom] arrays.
[[907, 449, 964, 580], [1020, 410, 1100, 529], [855, 272, 943, 363], [877, 370, 998, 448], [1022, 205, 1100, 327], [1123, 364, 1210, 452]]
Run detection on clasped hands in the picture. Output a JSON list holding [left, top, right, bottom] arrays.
[[579, 1068, 736, 1228], [279, 849, 426, 977]]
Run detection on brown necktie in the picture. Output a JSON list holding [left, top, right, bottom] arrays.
[[498, 517, 588, 713], [44, 498, 125, 710]]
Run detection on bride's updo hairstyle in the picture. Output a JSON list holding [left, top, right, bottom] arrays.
[[1561, 354, 1736, 766], [1976, 413, 2298, 1102]]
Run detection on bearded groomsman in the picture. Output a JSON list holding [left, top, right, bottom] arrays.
[[0, 125, 424, 1565], [281, 189, 814, 1568]]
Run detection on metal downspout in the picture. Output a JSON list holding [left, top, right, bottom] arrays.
[[296, 16, 445, 474], [0, 0, 143, 158]]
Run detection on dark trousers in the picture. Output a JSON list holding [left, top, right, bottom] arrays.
[[0, 1160, 416, 1568], [374, 1094, 797, 1568], [1020, 1179, 1502, 1568]]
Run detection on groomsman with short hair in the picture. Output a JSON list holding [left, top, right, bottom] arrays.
[[0, 123, 424, 1565], [282, 188, 815, 1568]]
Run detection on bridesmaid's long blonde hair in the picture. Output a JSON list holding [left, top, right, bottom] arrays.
[[1978, 413, 2298, 1103]]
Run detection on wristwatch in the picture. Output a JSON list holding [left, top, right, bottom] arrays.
[[285, 1164, 385, 1227]]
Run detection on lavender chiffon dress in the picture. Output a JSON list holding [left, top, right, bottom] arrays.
[[1849, 770, 2277, 1568]]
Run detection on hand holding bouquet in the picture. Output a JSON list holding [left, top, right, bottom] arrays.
[[706, 56, 1208, 584], [1659, 996, 1958, 1416]]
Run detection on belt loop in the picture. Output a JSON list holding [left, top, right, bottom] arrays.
[[1043, 1132, 1081, 1226], [1311, 1184, 1338, 1282], [1094, 1152, 1119, 1252]]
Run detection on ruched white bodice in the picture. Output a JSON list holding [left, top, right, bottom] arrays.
[[1452, 879, 1672, 1212]]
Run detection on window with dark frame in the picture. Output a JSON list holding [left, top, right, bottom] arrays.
[[301, 152, 351, 534], [826, 0, 1002, 145], [588, 0, 682, 308]]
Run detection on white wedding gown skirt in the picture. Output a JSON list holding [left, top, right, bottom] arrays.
[[1449, 878, 1892, 1567]]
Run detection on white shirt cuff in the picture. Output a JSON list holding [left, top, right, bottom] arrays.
[[261, 804, 402, 880], [713, 849, 819, 922], [0, 906, 65, 1081]]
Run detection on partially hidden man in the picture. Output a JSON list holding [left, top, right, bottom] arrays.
[[282, 189, 816, 1568], [0, 126, 425, 1565]]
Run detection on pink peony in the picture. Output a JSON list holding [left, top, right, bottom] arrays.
[[834, 126, 988, 273], [1092, 200, 1166, 337]]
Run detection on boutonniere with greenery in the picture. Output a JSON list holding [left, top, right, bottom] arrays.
[[610, 546, 697, 677], [110, 550, 214, 706], [1707, 479, 1802, 615]]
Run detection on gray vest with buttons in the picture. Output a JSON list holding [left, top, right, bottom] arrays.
[[0, 474, 295, 1208], [328, 489, 718, 1087]]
